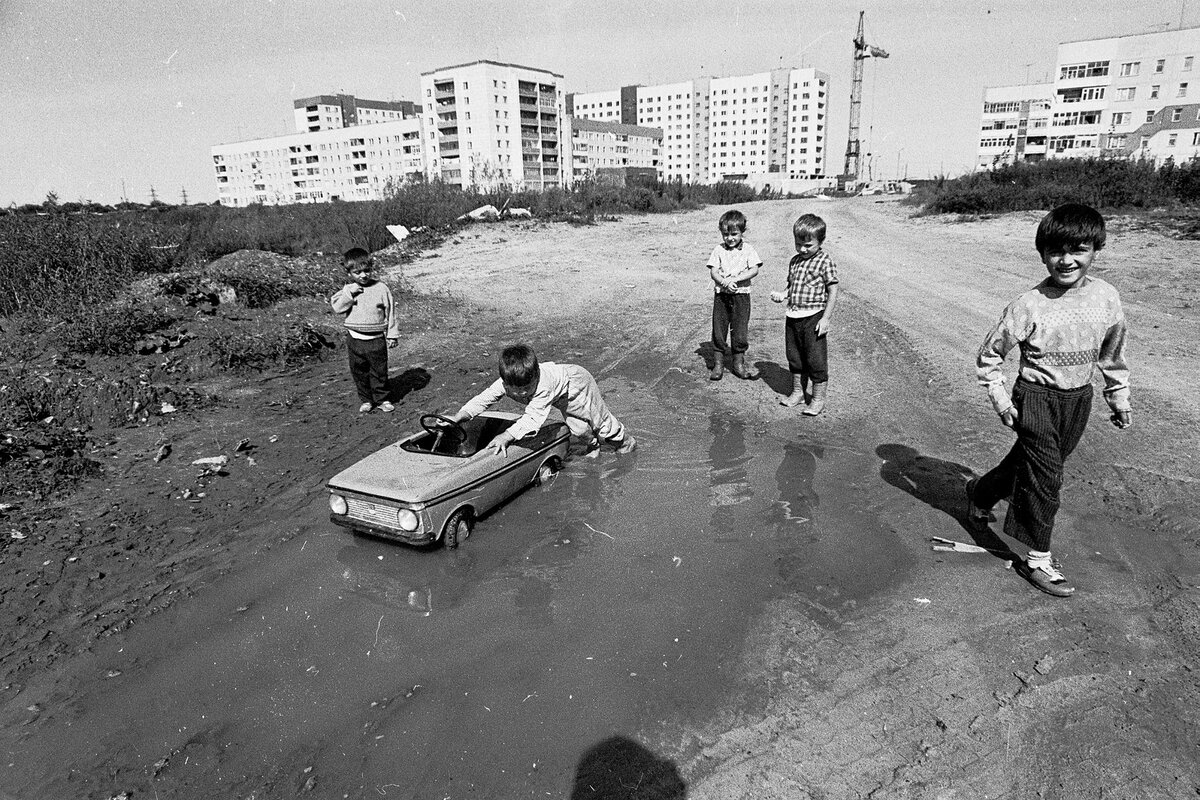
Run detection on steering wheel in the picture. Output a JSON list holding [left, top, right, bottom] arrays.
[[420, 414, 467, 453]]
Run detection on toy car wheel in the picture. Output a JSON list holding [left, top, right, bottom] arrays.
[[534, 460, 559, 486], [443, 508, 473, 550]]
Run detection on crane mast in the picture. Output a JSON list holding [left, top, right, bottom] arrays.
[[842, 11, 888, 186]]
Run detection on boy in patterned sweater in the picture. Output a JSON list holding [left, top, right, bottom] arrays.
[[330, 248, 400, 413], [967, 203, 1132, 597]]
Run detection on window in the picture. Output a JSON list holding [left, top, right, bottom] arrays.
[[1179, 83, 1189, 97], [1119, 61, 1140, 77], [1172, 107, 1183, 121], [1111, 112, 1130, 125], [1060, 61, 1110, 79], [1150, 85, 1160, 99], [1193, 132, 1200, 145], [1155, 59, 1166, 73], [1186, 56, 1195, 71], [1169, 133, 1178, 146], [1146, 110, 1156, 123], [1116, 87, 1136, 101]]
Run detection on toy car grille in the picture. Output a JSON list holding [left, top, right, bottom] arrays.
[[346, 497, 398, 525]]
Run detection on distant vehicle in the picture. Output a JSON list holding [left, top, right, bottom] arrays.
[[327, 411, 569, 548], [859, 180, 907, 196]]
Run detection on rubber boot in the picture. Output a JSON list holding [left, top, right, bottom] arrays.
[[803, 381, 828, 416], [731, 353, 758, 380], [709, 354, 725, 381], [780, 376, 806, 407]]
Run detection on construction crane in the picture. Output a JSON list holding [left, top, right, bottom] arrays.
[[842, 11, 889, 186]]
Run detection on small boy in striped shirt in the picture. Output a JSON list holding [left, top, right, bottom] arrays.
[[771, 214, 840, 415], [968, 203, 1132, 597]]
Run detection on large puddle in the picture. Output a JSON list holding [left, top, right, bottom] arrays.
[[1, 379, 915, 799]]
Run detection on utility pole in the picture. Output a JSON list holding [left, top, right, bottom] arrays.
[[842, 11, 888, 187]]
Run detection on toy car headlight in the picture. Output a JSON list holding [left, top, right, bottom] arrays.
[[329, 494, 348, 515], [396, 508, 419, 532]]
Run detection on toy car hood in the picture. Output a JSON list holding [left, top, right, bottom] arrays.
[[327, 442, 478, 505]]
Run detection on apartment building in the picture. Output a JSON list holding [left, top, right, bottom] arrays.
[[293, 94, 415, 133], [570, 67, 829, 184], [419, 60, 565, 190], [211, 118, 425, 206], [977, 83, 1053, 168], [979, 25, 1200, 167], [568, 118, 662, 184]]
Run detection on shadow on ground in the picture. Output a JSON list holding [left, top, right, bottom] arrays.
[[755, 360, 792, 397], [571, 735, 686, 800], [388, 366, 431, 402], [875, 443, 1015, 560]]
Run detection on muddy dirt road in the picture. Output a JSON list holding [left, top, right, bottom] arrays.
[[2, 198, 1198, 798]]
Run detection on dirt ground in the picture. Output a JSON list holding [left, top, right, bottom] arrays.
[[3, 197, 1199, 798]]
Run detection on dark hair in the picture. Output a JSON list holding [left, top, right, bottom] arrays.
[[343, 247, 371, 268], [1035, 203, 1106, 253], [499, 344, 539, 386], [793, 214, 827, 244], [718, 209, 747, 232]]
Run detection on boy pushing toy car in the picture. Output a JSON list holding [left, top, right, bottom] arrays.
[[446, 344, 636, 457]]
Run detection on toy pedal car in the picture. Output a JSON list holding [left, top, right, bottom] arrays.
[[327, 411, 569, 548]]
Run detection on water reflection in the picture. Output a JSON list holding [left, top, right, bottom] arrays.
[[769, 440, 824, 533]]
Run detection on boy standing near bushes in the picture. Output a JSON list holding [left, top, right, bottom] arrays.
[[330, 247, 399, 413]]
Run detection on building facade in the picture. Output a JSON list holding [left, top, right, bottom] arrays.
[[977, 83, 1053, 168], [979, 25, 1200, 168], [570, 67, 829, 184], [568, 118, 662, 184], [293, 94, 415, 133], [211, 118, 425, 206], [419, 60, 566, 190]]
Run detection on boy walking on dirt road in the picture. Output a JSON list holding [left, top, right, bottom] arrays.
[[448, 344, 636, 457], [706, 209, 762, 381], [330, 248, 400, 413], [967, 203, 1132, 597], [771, 213, 840, 415]]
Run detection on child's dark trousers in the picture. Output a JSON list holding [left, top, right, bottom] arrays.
[[973, 380, 1092, 551], [784, 311, 828, 383], [711, 293, 751, 355], [346, 334, 390, 404]]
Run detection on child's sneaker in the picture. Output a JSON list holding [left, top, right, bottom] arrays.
[[358, 402, 373, 413], [615, 435, 637, 455], [377, 401, 395, 413], [1015, 558, 1075, 597]]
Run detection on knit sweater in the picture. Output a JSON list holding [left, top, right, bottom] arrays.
[[330, 281, 399, 339], [977, 276, 1131, 415]]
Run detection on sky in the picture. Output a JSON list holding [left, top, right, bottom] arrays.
[[3, 0, 1198, 207]]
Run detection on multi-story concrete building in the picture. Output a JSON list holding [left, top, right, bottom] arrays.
[[979, 25, 1200, 167], [419, 60, 566, 190], [292, 94, 415, 133], [211, 118, 425, 206], [568, 118, 662, 184], [570, 67, 829, 185], [976, 83, 1053, 168]]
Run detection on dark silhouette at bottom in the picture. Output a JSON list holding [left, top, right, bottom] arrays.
[[571, 735, 687, 800]]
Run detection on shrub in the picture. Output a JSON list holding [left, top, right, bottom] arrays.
[[57, 302, 177, 355], [206, 320, 338, 371], [917, 158, 1200, 215], [0, 213, 174, 316]]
